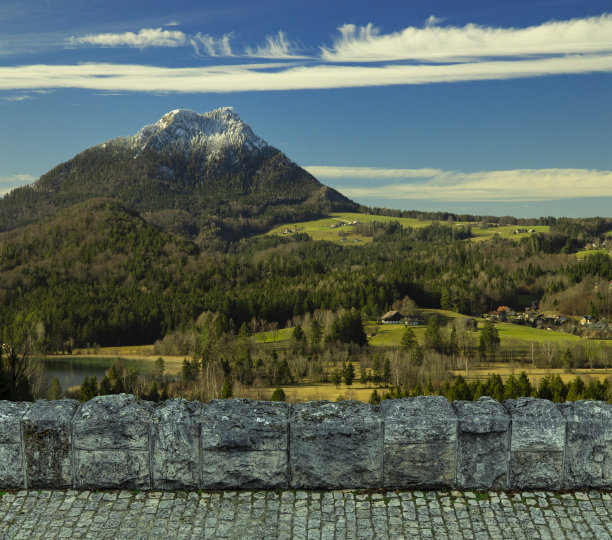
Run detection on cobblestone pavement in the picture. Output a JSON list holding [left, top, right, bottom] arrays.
[[0, 489, 610, 539]]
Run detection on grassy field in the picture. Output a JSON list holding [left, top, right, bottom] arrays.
[[575, 248, 610, 259], [251, 308, 592, 350], [254, 327, 293, 343], [264, 212, 549, 245], [264, 213, 432, 244], [494, 322, 582, 344], [469, 225, 549, 242], [238, 382, 379, 403], [453, 365, 612, 385]]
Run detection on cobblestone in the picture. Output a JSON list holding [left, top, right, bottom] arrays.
[[0, 490, 609, 539]]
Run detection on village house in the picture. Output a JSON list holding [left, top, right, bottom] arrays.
[[381, 310, 403, 324], [404, 316, 425, 326]]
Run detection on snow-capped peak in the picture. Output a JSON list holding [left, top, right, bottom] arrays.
[[124, 107, 268, 154]]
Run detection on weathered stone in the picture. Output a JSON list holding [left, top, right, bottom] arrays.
[[22, 399, 78, 488], [558, 400, 612, 489], [74, 449, 150, 488], [201, 399, 289, 489], [382, 396, 457, 488], [73, 393, 152, 449], [504, 398, 566, 489], [0, 401, 30, 487], [73, 394, 153, 489], [454, 397, 510, 489], [152, 398, 203, 489], [290, 400, 382, 489]]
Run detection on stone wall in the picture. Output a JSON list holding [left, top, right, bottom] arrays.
[[0, 395, 610, 490]]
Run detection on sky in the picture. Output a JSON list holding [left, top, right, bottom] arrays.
[[1, 0, 611, 218]]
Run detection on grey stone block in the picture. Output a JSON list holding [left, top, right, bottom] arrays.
[[73, 393, 153, 449], [558, 400, 612, 489], [454, 397, 510, 489], [201, 399, 289, 489], [382, 396, 457, 488], [22, 399, 78, 488], [290, 400, 382, 489], [504, 398, 566, 489], [0, 401, 30, 487], [73, 394, 153, 489], [152, 399, 203, 489], [74, 449, 150, 489]]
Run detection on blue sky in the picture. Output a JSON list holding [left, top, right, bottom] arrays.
[[1, 0, 611, 218]]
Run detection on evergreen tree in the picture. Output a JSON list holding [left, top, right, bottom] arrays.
[[424, 316, 443, 352], [80, 375, 98, 402], [292, 324, 305, 343], [360, 364, 370, 387], [270, 388, 286, 401], [331, 369, 342, 389], [154, 357, 165, 380], [400, 327, 416, 351], [479, 320, 500, 359], [410, 344, 424, 367], [344, 362, 355, 387], [382, 358, 391, 386], [99, 375, 113, 396], [309, 320, 322, 347], [221, 378, 233, 399]]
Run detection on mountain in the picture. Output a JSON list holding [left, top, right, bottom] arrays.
[[0, 107, 357, 239]]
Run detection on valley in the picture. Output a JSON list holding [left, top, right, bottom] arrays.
[[0, 108, 610, 405]]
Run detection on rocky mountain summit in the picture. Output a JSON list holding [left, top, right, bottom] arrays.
[[123, 107, 268, 156]]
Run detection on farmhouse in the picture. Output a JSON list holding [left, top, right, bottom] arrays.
[[381, 310, 403, 324], [404, 316, 425, 326]]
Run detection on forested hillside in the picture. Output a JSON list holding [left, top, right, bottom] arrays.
[[0, 107, 611, 356], [1, 204, 611, 352]]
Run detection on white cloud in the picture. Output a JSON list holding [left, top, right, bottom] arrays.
[[305, 166, 443, 179], [2, 53, 612, 93], [67, 28, 188, 48], [245, 31, 309, 59], [307, 166, 612, 202], [322, 14, 612, 63], [425, 15, 445, 28], [190, 33, 233, 57], [1, 94, 33, 102], [0, 174, 36, 195]]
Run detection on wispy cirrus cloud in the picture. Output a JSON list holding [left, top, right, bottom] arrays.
[[190, 33, 234, 57], [67, 27, 308, 60], [67, 27, 188, 48], [321, 14, 612, 63], [2, 53, 612, 94], [245, 31, 309, 59], [306, 166, 612, 202], [2, 14, 609, 93]]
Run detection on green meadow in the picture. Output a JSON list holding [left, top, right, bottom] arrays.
[[264, 212, 550, 245]]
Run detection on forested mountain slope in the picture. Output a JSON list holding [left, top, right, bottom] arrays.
[[1, 202, 611, 351], [0, 108, 357, 239]]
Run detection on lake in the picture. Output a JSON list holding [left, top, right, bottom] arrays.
[[43, 356, 155, 391]]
